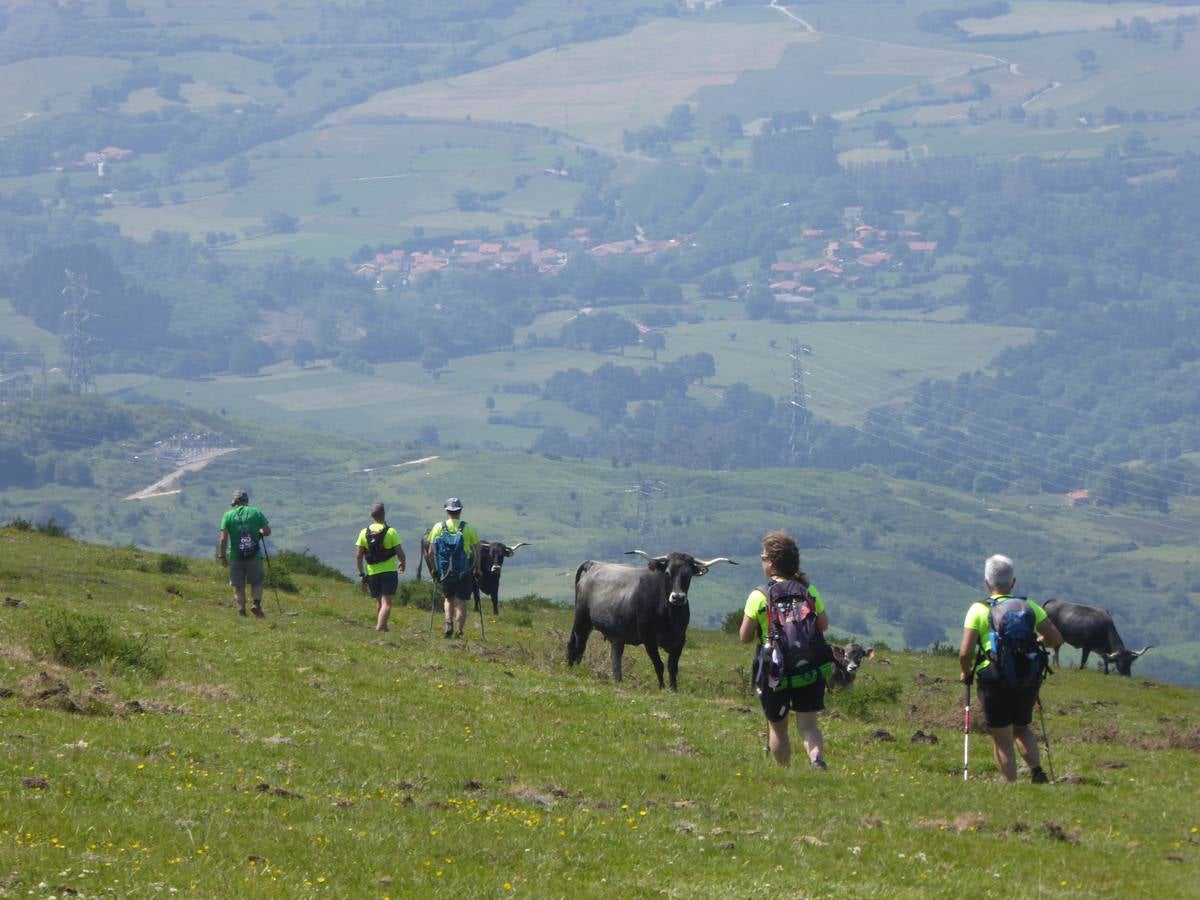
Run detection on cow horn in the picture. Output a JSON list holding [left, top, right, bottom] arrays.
[[507, 542, 530, 552], [625, 550, 668, 565], [1132, 646, 1152, 657], [694, 556, 737, 572]]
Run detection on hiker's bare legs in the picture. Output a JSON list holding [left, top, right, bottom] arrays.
[[990, 726, 1018, 781], [767, 716, 792, 766], [443, 597, 467, 635], [794, 711, 825, 766], [376, 595, 392, 632], [1013, 723, 1041, 771]]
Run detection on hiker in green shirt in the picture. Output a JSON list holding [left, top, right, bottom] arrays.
[[218, 488, 271, 619]]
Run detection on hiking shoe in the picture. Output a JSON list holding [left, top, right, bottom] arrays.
[[454, 630, 464, 639], [810, 757, 828, 771], [444, 623, 453, 638], [237, 607, 247, 617], [1031, 767, 1049, 784], [251, 606, 265, 619]]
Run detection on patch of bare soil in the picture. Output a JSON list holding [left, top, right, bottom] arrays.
[[16, 671, 186, 716]]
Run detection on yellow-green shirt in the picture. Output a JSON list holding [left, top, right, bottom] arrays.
[[356, 523, 402, 576]]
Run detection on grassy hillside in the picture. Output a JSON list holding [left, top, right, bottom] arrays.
[[2, 391, 1196, 685], [0, 528, 1197, 896]]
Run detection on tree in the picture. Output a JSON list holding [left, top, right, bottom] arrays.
[[709, 113, 742, 152], [1075, 48, 1097, 71], [678, 352, 715, 384], [225, 156, 251, 189], [750, 130, 838, 177], [228, 336, 274, 375], [421, 346, 449, 374], [263, 211, 298, 233], [292, 339, 317, 368], [744, 283, 778, 320], [643, 332, 666, 361], [698, 268, 738, 298], [665, 103, 694, 141]]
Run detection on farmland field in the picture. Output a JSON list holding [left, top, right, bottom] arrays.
[[329, 11, 819, 146], [960, 1, 1200, 36], [91, 313, 1035, 443], [0, 56, 129, 123], [100, 119, 583, 246]]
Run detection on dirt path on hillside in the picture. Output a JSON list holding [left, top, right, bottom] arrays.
[[125, 447, 239, 501], [360, 455, 439, 473]]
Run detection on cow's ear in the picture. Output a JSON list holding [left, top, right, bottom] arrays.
[[694, 564, 709, 576]]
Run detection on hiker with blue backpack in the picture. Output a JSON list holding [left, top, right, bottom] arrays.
[[959, 554, 1063, 783], [355, 502, 406, 633], [426, 497, 480, 638], [217, 488, 271, 619], [739, 530, 836, 770]]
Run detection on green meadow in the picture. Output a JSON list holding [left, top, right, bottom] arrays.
[[0, 528, 1197, 896], [88, 311, 1035, 442]]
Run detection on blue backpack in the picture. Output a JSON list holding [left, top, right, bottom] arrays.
[[982, 597, 1049, 688], [432, 521, 471, 581]]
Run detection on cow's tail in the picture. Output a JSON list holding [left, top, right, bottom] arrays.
[[566, 561, 595, 666], [415, 553, 424, 582]]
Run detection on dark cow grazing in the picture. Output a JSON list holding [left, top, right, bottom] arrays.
[[472, 541, 529, 614], [1042, 598, 1151, 676], [829, 642, 874, 690], [566, 550, 736, 691], [415, 536, 529, 614]]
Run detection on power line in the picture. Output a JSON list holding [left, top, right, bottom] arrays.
[[61, 270, 98, 395]]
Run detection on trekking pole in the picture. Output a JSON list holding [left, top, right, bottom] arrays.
[[962, 678, 972, 782], [261, 535, 282, 613], [428, 579, 438, 638], [1036, 694, 1056, 782]]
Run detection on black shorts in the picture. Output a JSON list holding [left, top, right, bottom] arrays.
[[367, 571, 398, 599], [977, 681, 1039, 729], [759, 678, 826, 721], [441, 574, 473, 601]]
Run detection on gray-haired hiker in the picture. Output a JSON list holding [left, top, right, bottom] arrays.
[[959, 553, 1062, 783], [356, 502, 406, 632], [425, 498, 480, 638], [218, 488, 271, 618]]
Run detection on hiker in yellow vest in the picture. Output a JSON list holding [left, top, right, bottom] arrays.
[[355, 502, 405, 632]]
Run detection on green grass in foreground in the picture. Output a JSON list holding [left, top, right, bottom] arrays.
[[0, 528, 1197, 896]]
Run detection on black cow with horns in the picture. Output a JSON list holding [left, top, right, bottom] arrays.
[[1042, 597, 1151, 676], [566, 550, 737, 691], [472, 541, 529, 614]]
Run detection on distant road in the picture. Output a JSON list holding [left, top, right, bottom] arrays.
[[125, 447, 239, 501]]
